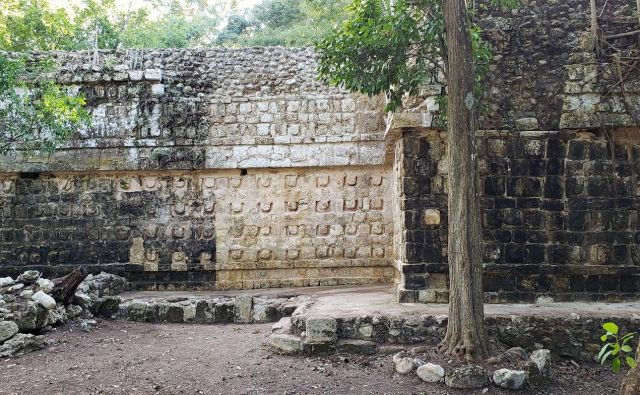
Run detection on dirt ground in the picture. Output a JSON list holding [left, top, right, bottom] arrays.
[[0, 320, 623, 395]]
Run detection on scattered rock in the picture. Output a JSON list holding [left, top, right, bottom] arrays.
[[530, 349, 551, 375], [487, 347, 529, 365], [0, 277, 14, 288], [36, 278, 54, 293], [417, 363, 445, 383], [66, 305, 84, 319], [80, 319, 97, 332], [14, 303, 48, 331], [517, 360, 541, 382], [73, 292, 92, 306], [0, 333, 45, 357], [445, 365, 489, 389], [46, 306, 68, 326], [32, 291, 57, 310], [392, 352, 423, 374], [16, 271, 41, 284], [0, 321, 19, 342], [19, 290, 33, 299], [8, 284, 24, 292], [493, 368, 528, 390], [394, 357, 417, 374]]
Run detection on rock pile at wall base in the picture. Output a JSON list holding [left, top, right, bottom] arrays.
[[0, 269, 312, 357], [0, 271, 126, 357]]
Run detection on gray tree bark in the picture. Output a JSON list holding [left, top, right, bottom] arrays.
[[620, 342, 640, 395], [440, 0, 489, 360]]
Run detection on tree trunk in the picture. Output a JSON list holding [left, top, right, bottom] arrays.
[[50, 266, 88, 306], [590, 0, 600, 52], [620, 342, 640, 395], [440, 0, 488, 360]]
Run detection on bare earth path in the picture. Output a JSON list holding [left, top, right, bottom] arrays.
[[0, 320, 621, 395]]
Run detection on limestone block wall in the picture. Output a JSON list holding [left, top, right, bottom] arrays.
[[389, 0, 640, 132], [0, 167, 394, 289], [0, 48, 386, 173], [0, 48, 393, 289], [395, 128, 640, 303], [213, 167, 394, 289]]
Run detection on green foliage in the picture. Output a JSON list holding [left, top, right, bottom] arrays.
[[598, 322, 637, 373], [217, 0, 349, 47], [0, 0, 76, 51], [0, 55, 90, 154], [316, 0, 499, 114], [0, 0, 223, 51], [117, 0, 221, 49], [252, 0, 303, 29]]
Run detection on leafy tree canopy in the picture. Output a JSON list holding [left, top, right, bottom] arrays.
[[217, 0, 349, 47], [0, 0, 224, 51], [0, 54, 90, 154], [316, 0, 513, 113]]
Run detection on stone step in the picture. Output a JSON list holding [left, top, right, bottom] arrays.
[[270, 333, 304, 354], [114, 295, 305, 324], [271, 316, 293, 334], [337, 339, 377, 355]]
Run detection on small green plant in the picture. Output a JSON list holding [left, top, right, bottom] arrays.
[[598, 322, 637, 373]]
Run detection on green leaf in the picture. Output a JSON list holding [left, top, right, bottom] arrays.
[[622, 345, 633, 353], [601, 350, 613, 364], [601, 334, 609, 341], [598, 343, 611, 360], [612, 357, 621, 373], [627, 357, 637, 369], [603, 322, 619, 335], [622, 333, 636, 342], [613, 343, 621, 355]]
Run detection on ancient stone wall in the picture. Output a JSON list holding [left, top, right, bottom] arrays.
[[395, 128, 640, 303], [0, 48, 392, 289], [0, 168, 394, 289], [1, 48, 386, 173], [2, 0, 640, 296]]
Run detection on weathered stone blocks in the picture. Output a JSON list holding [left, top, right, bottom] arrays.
[[305, 316, 337, 344], [395, 129, 640, 302]]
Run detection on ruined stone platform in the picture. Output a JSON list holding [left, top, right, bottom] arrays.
[[115, 285, 640, 361], [257, 285, 640, 361]]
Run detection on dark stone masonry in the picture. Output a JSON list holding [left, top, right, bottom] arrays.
[[394, 129, 640, 303]]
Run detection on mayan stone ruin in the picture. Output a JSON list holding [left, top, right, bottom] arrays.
[[1, 0, 640, 307]]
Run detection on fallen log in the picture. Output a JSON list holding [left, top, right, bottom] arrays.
[[50, 266, 88, 306]]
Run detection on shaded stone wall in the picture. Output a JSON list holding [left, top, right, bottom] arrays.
[[393, 0, 640, 132], [396, 128, 640, 303], [0, 167, 395, 290]]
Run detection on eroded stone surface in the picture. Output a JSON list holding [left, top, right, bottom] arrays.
[[530, 349, 552, 375], [0, 333, 45, 357], [445, 365, 489, 389], [493, 368, 528, 390], [0, 321, 18, 342], [417, 363, 445, 383]]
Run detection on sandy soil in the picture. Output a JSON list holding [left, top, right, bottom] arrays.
[[0, 320, 623, 395]]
